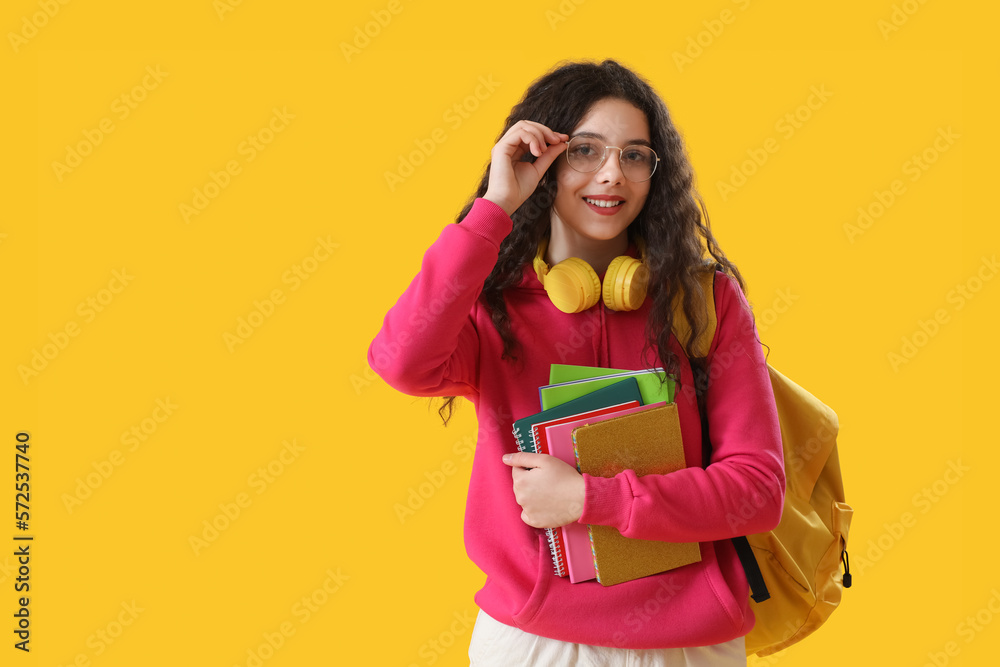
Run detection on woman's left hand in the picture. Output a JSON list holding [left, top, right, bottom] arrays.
[[502, 452, 585, 529]]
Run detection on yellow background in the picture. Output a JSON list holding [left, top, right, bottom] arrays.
[[2, 0, 996, 664]]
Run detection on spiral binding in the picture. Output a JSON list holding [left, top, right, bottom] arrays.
[[512, 424, 524, 451], [513, 424, 567, 577], [546, 528, 567, 577]]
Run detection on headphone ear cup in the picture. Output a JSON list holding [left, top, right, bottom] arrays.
[[603, 256, 649, 311], [545, 257, 601, 314]]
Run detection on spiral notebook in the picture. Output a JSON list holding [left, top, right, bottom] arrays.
[[543, 401, 667, 582], [510, 378, 644, 577]]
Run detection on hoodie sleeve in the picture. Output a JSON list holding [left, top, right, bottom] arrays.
[[368, 197, 513, 398], [578, 272, 785, 542]]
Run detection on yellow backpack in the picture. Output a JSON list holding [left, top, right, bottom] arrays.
[[674, 269, 853, 657]]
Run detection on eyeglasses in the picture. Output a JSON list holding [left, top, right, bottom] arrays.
[[564, 135, 660, 183]]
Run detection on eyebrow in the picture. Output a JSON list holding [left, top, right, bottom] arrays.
[[571, 131, 652, 148]]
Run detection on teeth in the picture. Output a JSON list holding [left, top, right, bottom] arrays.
[[584, 198, 623, 208]]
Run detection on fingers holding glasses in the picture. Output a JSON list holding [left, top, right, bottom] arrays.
[[506, 120, 567, 160], [484, 121, 569, 217]]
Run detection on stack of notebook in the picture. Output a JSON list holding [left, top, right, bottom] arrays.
[[511, 365, 701, 587]]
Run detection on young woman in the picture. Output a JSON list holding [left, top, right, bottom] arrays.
[[369, 59, 784, 666]]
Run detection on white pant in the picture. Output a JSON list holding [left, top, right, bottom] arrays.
[[468, 609, 746, 667]]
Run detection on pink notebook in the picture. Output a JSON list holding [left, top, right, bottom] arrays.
[[545, 401, 668, 583], [530, 402, 640, 577]]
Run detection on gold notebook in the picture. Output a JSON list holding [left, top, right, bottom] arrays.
[[572, 404, 702, 586]]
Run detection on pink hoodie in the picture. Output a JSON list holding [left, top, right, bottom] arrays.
[[369, 197, 784, 649]]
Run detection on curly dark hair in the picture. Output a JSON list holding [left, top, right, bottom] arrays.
[[437, 58, 748, 425]]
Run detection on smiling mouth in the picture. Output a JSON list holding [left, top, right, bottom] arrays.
[[583, 197, 624, 208]]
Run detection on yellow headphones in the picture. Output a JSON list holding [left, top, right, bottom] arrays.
[[532, 238, 649, 314]]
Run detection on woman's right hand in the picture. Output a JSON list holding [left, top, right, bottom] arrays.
[[483, 121, 569, 217]]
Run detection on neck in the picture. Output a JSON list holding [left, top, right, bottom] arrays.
[[545, 214, 630, 275]]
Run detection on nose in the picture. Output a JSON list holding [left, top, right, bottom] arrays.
[[596, 147, 626, 184]]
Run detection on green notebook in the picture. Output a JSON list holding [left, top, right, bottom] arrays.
[[540, 365, 674, 410]]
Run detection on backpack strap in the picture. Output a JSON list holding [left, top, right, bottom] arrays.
[[673, 265, 771, 604]]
